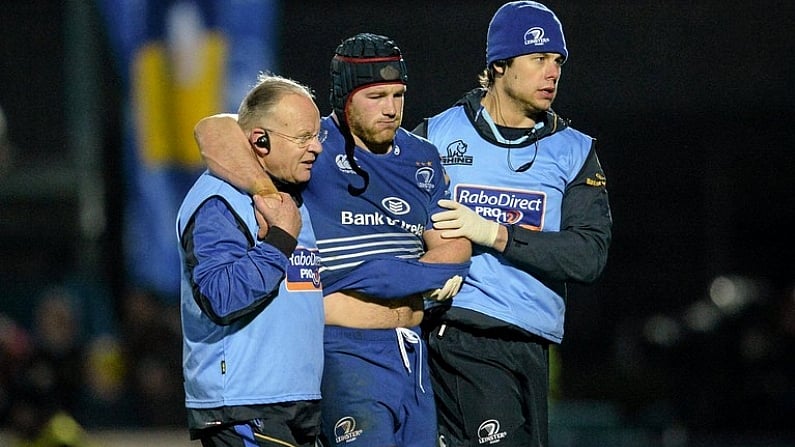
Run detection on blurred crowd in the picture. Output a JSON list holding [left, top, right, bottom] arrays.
[[0, 286, 185, 446]]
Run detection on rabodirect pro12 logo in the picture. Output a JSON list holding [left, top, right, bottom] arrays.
[[285, 247, 321, 291], [455, 184, 545, 230]]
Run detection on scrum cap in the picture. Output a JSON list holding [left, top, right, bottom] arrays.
[[330, 33, 408, 121]]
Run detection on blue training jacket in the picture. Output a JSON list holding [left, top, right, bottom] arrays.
[[176, 173, 323, 418]]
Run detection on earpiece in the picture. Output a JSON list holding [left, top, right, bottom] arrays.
[[255, 132, 270, 150]]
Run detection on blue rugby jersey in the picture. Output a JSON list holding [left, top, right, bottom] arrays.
[[304, 117, 468, 297]]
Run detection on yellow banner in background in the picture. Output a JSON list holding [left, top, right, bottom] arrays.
[[132, 32, 226, 168]]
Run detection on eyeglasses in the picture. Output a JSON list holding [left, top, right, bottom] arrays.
[[265, 128, 328, 148]]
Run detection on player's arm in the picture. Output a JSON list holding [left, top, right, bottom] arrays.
[[418, 229, 472, 302], [420, 228, 471, 264], [320, 231, 471, 300], [194, 114, 278, 196]]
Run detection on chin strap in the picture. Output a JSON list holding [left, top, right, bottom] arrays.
[[338, 117, 370, 196]]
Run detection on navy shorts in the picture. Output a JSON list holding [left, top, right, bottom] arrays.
[[321, 325, 437, 447]]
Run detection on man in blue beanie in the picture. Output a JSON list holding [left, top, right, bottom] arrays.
[[414, 2, 612, 446]]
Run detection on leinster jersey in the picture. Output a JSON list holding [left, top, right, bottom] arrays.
[[304, 117, 452, 295]]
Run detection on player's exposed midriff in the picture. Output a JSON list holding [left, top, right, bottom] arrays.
[[324, 291, 424, 328]]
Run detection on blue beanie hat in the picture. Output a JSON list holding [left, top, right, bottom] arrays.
[[486, 1, 568, 66]]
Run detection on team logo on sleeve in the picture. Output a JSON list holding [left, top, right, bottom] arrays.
[[455, 184, 545, 230], [440, 140, 473, 166], [285, 247, 321, 291], [415, 166, 435, 191]]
